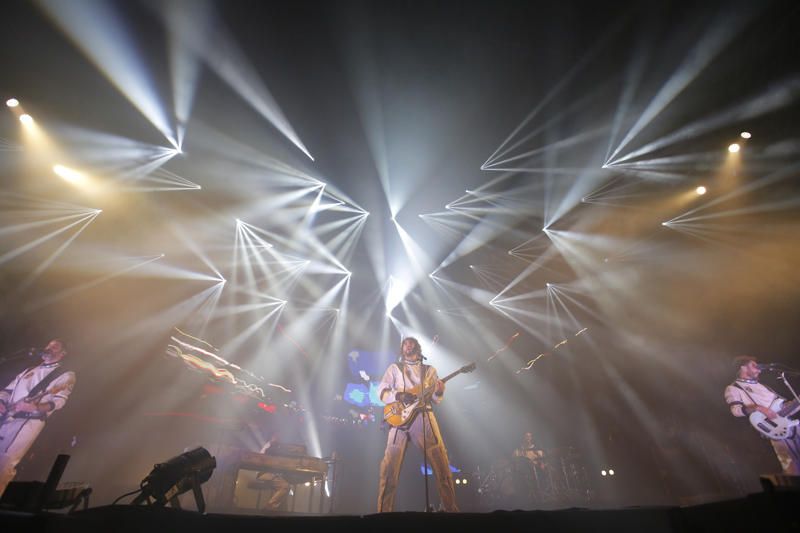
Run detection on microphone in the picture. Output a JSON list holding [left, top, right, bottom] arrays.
[[756, 363, 778, 371]]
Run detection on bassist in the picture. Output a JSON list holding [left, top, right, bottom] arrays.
[[0, 339, 76, 497], [724, 355, 800, 474]]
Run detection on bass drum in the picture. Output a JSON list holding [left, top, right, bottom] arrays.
[[478, 458, 516, 509]]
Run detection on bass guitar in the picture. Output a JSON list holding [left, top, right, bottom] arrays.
[[383, 362, 476, 428], [0, 383, 69, 427], [749, 398, 800, 440]]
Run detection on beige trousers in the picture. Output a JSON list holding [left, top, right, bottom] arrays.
[[377, 410, 458, 512], [0, 418, 46, 497]]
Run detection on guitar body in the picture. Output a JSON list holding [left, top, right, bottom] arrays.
[[749, 398, 800, 440], [382, 362, 476, 428], [0, 404, 46, 427], [0, 382, 69, 427], [383, 399, 423, 428]]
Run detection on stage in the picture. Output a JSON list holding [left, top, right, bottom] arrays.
[[1, 490, 798, 533]]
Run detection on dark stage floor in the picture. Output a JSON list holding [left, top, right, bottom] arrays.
[[1, 490, 798, 533]]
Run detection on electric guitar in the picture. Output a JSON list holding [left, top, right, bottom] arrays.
[[0, 383, 69, 427], [749, 398, 800, 440], [383, 362, 476, 428]]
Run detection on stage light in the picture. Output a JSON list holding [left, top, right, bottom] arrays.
[[695, 186, 707, 195], [455, 479, 461, 485], [19, 114, 33, 125], [132, 447, 216, 513], [661, 222, 668, 226], [53, 164, 88, 185], [6, 98, 19, 108], [462, 478, 468, 485], [728, 143, 740, 153], [609, 469, 615, 476], [601, 470, 607, 476], [740, 131, 751, 139]]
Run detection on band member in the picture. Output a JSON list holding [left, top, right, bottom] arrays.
[[376, 337, 459, 512], [0, 339, 76, 496], [256, 434, 290, 511], [724, 355, 800, 474], [513, 432, 545, 465], [511, 431, 548, 501]]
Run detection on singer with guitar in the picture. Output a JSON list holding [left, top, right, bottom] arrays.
[[376, 337, 466, 512], [0, 339, 76, 497], [724, 355, 800, 474]]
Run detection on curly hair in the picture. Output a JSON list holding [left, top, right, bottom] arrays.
[[732, 355, 757, 372], [400, 337, 421, 357]]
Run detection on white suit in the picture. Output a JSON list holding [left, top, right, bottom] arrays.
[[377, 360, 458, 512], [0, 362, 76, 496]]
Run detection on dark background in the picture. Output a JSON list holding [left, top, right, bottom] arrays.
[[1, 0, 798, 513]]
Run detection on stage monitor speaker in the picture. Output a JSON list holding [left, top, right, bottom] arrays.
[[0, 454, 91, 513]]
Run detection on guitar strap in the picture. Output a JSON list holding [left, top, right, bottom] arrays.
[[26, 365, 70, 400], [732, 381, 783, 405], [731, 381, 757, 405]]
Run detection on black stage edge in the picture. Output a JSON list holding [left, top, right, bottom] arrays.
[[1, 491, 798, 533]]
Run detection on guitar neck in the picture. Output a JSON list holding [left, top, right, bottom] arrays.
[[438, 363, 476, 383]]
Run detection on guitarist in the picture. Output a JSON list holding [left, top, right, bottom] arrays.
[[724, 355, 800, 474], [0, 339, 76, 497], [376, 337, 459, 512]]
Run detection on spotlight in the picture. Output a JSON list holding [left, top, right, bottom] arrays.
[[132, 447, 216, 513], [695, 186, 707, 195], [609, 469, 615, 476], [462, 478, 468, 485], [6, 98, 19, 108], [19, 114, 33, 125], [728, 143, 740, 153], [601, 470, 607, 476], [455, 479, 461, 485], [740, 131, 751, 139], [53, 164, 88, 185]]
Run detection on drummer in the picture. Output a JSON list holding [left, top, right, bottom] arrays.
[[513, 431, 545, 467]]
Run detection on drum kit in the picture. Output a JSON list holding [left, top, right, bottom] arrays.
[[477, 447, 590, 509]]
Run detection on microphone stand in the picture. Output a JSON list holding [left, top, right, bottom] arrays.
[[0, 348, 32, 366], [421, 360, 432, 513], [778, 371, 800, 404]]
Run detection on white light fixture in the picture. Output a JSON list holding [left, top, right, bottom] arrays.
[[695, 186, 707, 195], [728, 143, 740, 153], [6, 98, 19, 108], [740, 131, 751, 139]]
